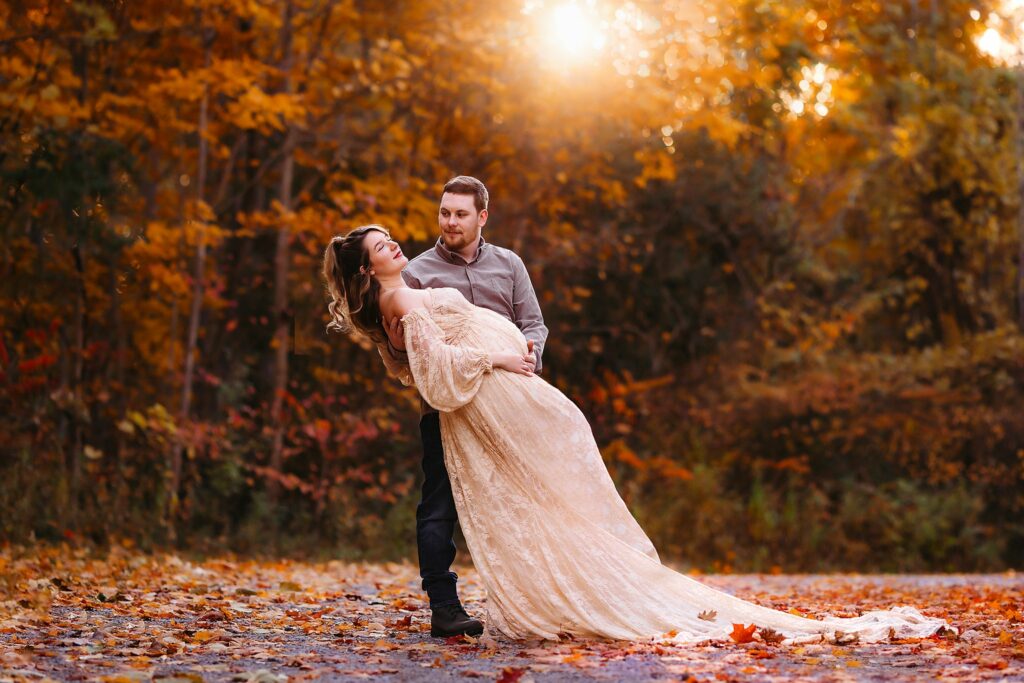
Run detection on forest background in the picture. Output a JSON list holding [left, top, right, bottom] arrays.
[[2, 0, 1023, 572]]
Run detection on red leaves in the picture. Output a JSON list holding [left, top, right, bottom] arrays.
[[302, 418, 332, 450], [444, 635, 471, 646], [729, 623, 757, 644], [978, 655, 1009, 670], [16, 353, 56, 374], [195, 608, 231, 623], [2, 550, 1021, 681], [188, 629, 220, 644], [389, 597, 417, 611], [385, 614, 413, 630], [496, 667, 526, 683], [246, 464, 316, 495]]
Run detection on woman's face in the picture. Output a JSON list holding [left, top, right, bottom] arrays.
[[364, 230, 408, 277]]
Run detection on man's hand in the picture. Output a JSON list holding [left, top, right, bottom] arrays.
[[386, 316, 406, 352]]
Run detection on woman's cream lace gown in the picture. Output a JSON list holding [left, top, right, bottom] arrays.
[[379, 287, 948, 643]]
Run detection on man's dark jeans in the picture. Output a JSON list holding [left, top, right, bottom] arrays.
[[417, 412, 460, 607]]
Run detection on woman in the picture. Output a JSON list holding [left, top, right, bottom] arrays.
[[323, 225, 950, 643]]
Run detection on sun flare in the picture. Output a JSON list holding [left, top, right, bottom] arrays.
[[540, 2, 607, 62], [975, 2, 1024, 64]]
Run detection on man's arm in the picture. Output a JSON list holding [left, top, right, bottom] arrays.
[[510, 253, 549, 372]]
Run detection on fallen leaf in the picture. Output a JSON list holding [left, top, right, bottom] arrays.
[[832, 630, 860, 645], [496, 666, 526, 683], [231, 672, 287, 683], [444, 635, 474, 645], [698, 610, 717, 622], [730, 623, 757, 644], [153, 674, 204, 683], [385, 614, 413, 630], [978, 655, 1008, 670]]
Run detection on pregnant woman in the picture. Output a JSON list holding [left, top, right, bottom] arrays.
[[323, 225, 950, 643]]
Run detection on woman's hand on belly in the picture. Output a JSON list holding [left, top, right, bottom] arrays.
[[490, 350, 536, 377]]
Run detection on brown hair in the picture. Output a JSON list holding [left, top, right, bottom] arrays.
[[322, 225, 389, 344], [442, 175, 489, 212]]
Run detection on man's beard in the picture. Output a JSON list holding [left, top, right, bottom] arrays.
[[443, 232, 472, 251]]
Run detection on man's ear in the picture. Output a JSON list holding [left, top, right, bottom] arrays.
[[478, 208, 488, 227]]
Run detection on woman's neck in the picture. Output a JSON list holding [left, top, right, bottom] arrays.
[[377, 273, 406, 291]]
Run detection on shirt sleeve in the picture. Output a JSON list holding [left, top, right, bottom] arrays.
[[401, 268, 422, 289], [510, 253, 549, 372], [404, 309, 494, 412], [377, 343, 414, 386]]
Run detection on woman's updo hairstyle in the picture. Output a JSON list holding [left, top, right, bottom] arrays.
[[323, 225, 389, 344]]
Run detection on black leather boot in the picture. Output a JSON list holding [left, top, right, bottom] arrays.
[[430, 602, 484, 638]]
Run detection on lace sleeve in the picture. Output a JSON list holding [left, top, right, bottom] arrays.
[[403, 309, 493, 412], [376, 343, 414, 387]]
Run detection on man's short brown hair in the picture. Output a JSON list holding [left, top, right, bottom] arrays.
[[442, 176, 489, 212]]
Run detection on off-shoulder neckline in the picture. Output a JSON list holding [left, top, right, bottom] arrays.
[[399, 287, 437, 323]]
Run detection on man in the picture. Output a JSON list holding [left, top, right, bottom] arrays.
[[386, 175, 548, 637]]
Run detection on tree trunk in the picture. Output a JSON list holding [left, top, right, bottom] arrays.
[[268, 0, 296, 502], [69, 243, 86, 525], [165, 296, 179, 402], [1018, 74, 1024, 330], [173, 15, 213, 540], [64, 33, 91, 533], [108, 255, 127, 505]]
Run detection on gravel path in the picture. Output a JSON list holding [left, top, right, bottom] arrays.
[[1, 551, 1021, 682]]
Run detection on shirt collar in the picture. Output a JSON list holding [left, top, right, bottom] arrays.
[[433, 235, 487, 265]]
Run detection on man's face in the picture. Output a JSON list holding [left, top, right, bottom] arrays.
[[438, 192, 487, 254]]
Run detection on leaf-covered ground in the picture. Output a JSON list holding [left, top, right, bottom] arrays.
[[1, 547, 1022, 682]]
